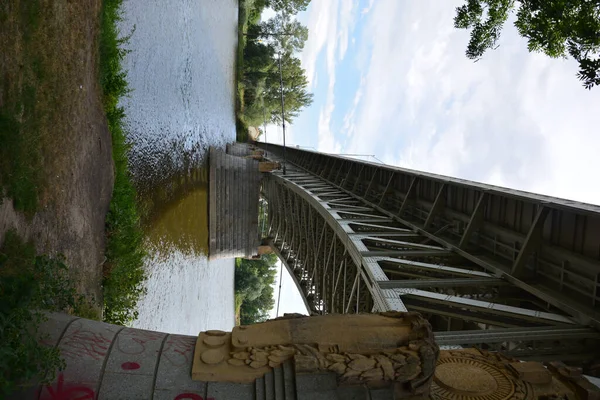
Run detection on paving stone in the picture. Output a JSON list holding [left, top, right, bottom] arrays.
[[336, 385, 369, 400], [283, 360, 297, 400], [264, 369, 275, 400], [255, 376, 265, 400], [207, 381, 255, 400], [296, 390, 339, 400], [153, 388, 206, 400], [98, 372, 154, 399], [295, 372, 337, 394], [47, 318, 122, 397], [274, 365, 285, 399], [369, 387, 394, 400], [154, 334, 206, 394], [104, 327, 166, 375]]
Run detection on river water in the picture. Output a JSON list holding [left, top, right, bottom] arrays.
[[118, 0, 238, 335]]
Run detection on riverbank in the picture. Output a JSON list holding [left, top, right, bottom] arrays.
[[1, 0, 113, 312], [0, 0, 145, 324], [1, 0, 116, 393], [235, 0, 266, 142], [99, 0, 146, 326]]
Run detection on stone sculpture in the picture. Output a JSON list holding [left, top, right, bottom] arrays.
[[430, 349, 600, 400], [192, 311, 439, 397]]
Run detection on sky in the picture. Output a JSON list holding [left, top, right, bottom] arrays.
[[266, 0, 600, 317]]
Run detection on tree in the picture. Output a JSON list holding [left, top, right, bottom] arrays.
[[454, 0, 600, 89], [234, 255, 278, 324], [267, 0, 311, 15], [260, 13, 309, 54], [263, 52, 313, 124]]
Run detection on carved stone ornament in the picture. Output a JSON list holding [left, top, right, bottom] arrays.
[[431, 349, 600, 400], [192, 312, 438, 393]]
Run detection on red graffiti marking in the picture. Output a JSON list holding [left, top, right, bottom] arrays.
[[173, 395, 215, 400], [121, 361, 141, 370], [41, 373, 94, 400], [174, 394, 203, 400], [117, 329, 164, 355], [162, 336, 196, 366], [59, 322, 112, 361]]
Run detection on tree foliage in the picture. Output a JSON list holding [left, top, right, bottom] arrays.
[[260, 13, 309, 54], [235, 254, 278, 325], [267, 0, 311, 15], [454, 0, 600, 89], [239, 0, 313, 127]]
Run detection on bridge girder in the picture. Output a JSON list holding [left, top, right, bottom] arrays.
[[258, 143, 600, 364]]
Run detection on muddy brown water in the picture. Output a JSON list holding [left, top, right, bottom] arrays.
[[118, 0, 238, 334]]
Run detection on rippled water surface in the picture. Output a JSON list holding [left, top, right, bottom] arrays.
[[118, 0, 238, 334]]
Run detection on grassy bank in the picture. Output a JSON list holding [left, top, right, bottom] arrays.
[[236, 0, 250, 142], [0, 0, 44, 213], [99, 0, 146, 326], [0, 231, 95, 396], [236, 0, 266, 142]]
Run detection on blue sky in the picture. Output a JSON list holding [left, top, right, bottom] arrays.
[[266, 0, 600, 317], [264, 0, 600, 206]]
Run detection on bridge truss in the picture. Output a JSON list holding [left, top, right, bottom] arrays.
[[258, 143, 600, 366]]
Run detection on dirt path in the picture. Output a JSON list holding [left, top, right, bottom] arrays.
[[0, 0, 114, 306]]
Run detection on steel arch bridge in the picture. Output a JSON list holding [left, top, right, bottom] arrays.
[[257, 143, 600, 366]]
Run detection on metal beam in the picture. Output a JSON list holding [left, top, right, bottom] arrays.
[[378, 172, 396, 206], [435, 326, 600, 345], [360, 250, 454, 258], [397, 288, 575, 325], [379, 277, 507, 289], [424, 184, 446, 228], [379, 257, 493, 278], [512, 206, 550, 277], [459, 192, 488, 248], [398, 176, 417, 215]]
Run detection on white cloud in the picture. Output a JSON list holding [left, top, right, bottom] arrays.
[[361, 0, 375, 15], [261, 122, 295, 148], [317, 102, 342, 153], [337, 0, 357, 61], [301, 1, 339, 88], [342, 77, 364, 138], [301, 1, 357, 155], [342, 0, 600, 205]]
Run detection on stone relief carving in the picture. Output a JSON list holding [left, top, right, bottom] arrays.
[[192, 312, 600, 399], [192, 311, 438, 396], [430, 349, 600, 400]]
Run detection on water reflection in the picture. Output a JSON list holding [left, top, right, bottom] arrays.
[[118, 0, 238, 334], [145, 184, 209, 258]]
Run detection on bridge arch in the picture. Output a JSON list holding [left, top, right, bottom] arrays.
[[258, 143, 600, 363]]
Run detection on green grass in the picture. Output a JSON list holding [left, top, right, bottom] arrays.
[[99, 0, 147, 326], [235, 0, 249, 142], [235, 0, 268, 142], [0, 108, 40, 213], [0, 230, 94, 396], [0, 0, 44, 214]]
